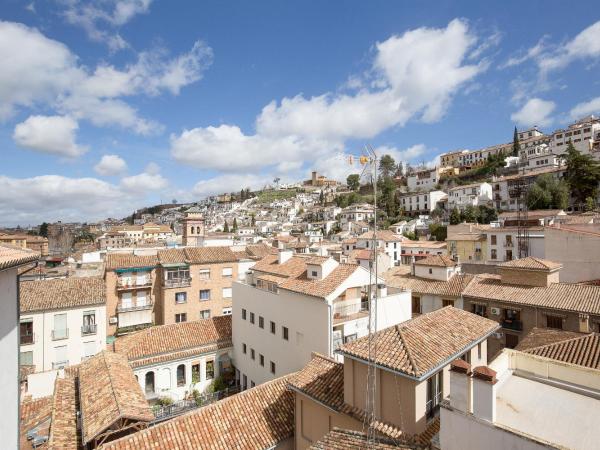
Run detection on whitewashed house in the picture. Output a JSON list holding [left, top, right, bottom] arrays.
[[448, 182, 493, 211]]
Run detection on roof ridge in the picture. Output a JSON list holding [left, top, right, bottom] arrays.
[[525, 332, 596, 353], [395, 324, 418, 377]]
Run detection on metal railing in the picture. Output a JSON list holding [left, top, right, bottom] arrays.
[[52, 360, 69, 369], [81, 324, 97, 335], [426, 391, 443, 419], [503, 241, 514, 248], [51, 329, 69, 341], [117, 278, 153, 290], [163, 277, 192, 288], [20, 333, 34, 345], [117, 301, 153, 313], [333, 301, 368, 320], [502, 319, 523, 331], [151, 386, 241, 423]]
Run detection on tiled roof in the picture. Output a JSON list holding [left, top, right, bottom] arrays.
[[20, 395, 53, 450], [520, 332, 600, 370], [384, 267, 473, 298], [499, 256, 562, 271], [400, 241, 447, 249], [100, 375, 295, 450], [338, 307, 499, 379], [250, 254, 308, 278], [516, 327, 586, 352], [244, 243, 277, 259], [499, 209, 565, 219], [310, 429, 416, 450], [20, 276, 105, 313], [157, 247, 239, 265], [79, 351, 153, 446], [414, 255, 457, 267], [0, 244, 39, 270], [305, 255, 330, 265], [48, 376, 80, 450], [463, 275, 600, 315], [114, 316, 232, 362], [446, 233, 486, 241], [104, 253, 158, 270], [358, 230, 404, 242], [279, 263, 359, 299]]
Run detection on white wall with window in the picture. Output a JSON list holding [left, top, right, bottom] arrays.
[[19, 304, 106, 373]]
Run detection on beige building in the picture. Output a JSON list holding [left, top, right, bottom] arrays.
[[289, 306, 499, 449], [182, 206, 205, 246], [446, 224, 487, 263], [0, 234, 49, 257], [544, 224, 600, 283]]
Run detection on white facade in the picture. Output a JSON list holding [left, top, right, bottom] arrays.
[[355, 235, 403, 266], [550, 115, 600, 158], [485, 227, 545, 263], [399, 190, 447, 216], [407, 167, 440, 192], [448, 183, 493, 211], [544, 226, 600, 283], [400, 242, 448, 264], [526, 153, 562, 172], [232, 266, 411, 389], [339, 206, 374, 227], [20, 304, 106, 372]]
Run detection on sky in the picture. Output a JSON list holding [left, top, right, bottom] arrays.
[[1, 0, 600, 226]]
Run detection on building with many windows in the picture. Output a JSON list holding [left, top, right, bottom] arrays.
[[549, 115, 600, 157], [447, 182, 492, 211], [19, 277, 106, 373], [399, 190, 447, 216]]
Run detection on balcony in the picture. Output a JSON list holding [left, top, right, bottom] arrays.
[[502, 319, 523, 331], [52, 360, 69, 370], [503, 241, 514, 248], [81, 323, 97, 335], [116, 277, 152, 291], [163, 277, 192, 289], [117, 300, 154, 313], [20, 333, 34, 345], [333, 301, 369, 324], [51, 329, 69, 341]]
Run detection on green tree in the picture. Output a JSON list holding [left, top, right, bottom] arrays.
[[564, 141, 600, 208], [395, 161, 404, 178], [240, 189, 246, 201], [319, 190, 324, 205], [476, 205, 498, 224], [379, 154, 396, 178], [378, 176, 398, 218], [39, 222, 49, 237], [251, 214, 256, 227], [449, 207, 461, 225], [232, 217, 238, 232], [585, 196, 597, 212], [429, 223, 447, 241], [512, 126, 520, 157], [402, 230, 418, 240], [462, 205, 480, 223], [526, 174, 569, 210], [223, 220, 229, 233], [347, 174, 360, 191]]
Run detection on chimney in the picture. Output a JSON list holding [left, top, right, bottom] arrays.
[[449, 359, 472, 413], [278, 249, 293, 264], [472, 366, 498, 422], [579, 313, 590, 333], [377, 283, 387, 298]]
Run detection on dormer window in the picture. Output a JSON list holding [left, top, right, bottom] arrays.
[[311, 270, 318, 277]]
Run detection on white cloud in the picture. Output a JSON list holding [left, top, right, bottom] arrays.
[[192, 174, 266, 197], [568, 97, 600, 121], [61, 0, 153, 51], [13, 115, 87, 157], [94, 154, 128, 176], [538, 21, 600, 73], [511, 98, 556, 127], [120, 164, 168, 193], [375, 144, 428, 164], [500, 37, 547, 68], [0, 20, 211, 134]]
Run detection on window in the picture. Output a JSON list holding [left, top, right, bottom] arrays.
[[52, 313, 68, 340], [505, 250, 513, 260], [83, 341, 95, 359], [251, 348, 255, 360], [20, 351, 33, 366], [82, 311, 96, 335], [426, 371, 443, 419], [222, 267, 233, 278], [145, 371, 155, 394], [282, 326, 289, 340], [20, 319, 34, 345], [259, 316, 264, 329], [428, 268, 433, 274], [546, 315, 563, 329], [250, 312, 255, 324], [243, 343, 247, 354], [491, 235, 497, 245], [200, 309, 211, 319], [222, 307, 232, 315], [243, 374, 247, 390], [442, 299, 454, 307], [270, 361, 276, 374], [472, 303, 487, 317], [242, 308, 247, 320], [177, 364, 186, 387], [200, 289, 211, 301], [166, 267, 190, 283], [260, 354, 264, 366], [222, 287, 232, 298], [491, 249, 497, 260], [311, 270, 318, 277], [461, 351, 471, 364], [54, 345, 68, 368], [175, 313, 187, 323], [412, 296, 421, 314], [199, 269, 210, 280], [251, 381, 256, 388], [192, 363, 200, 384], [175, 292, 187, 304], [505, 333, 519, 349], [121, 292, 132, 309], [477, 343, 482, 360], [270, 321, 276, 334], [206, 360, 214, 380]]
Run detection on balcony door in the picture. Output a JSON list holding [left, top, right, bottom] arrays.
[[121, 292, 132, 309], [426, 371, 443, 419], [137, 291, 147, 307]]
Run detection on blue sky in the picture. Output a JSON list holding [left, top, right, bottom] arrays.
[[1, 0, 600, 225]]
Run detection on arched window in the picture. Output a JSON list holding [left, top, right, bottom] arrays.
[[177, 364, 186, 387], [190, 226, 195, 234], [145, 371, 155, 394]]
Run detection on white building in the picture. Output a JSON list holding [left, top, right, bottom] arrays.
[[232, 251, 411, 388], [355, 230, 405, 266], [448, 182, 492, 211], [399, 190, 447, 216], [550, 115, 600, 158], [0, 245, 39, 449], [407, 167, 440, 192], [479, 224, 545, 263], [339, 205, 374, 229], [113, 316, 233, 401], [19, 277, 106, 372], [400, 240, 448, 264]]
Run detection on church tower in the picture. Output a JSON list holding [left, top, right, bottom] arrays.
[[182, 206, 205, 246]]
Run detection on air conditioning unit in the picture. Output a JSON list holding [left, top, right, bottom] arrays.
[[493, 332, 504, 339], [109, 317, 118, 325], [491, 307, 500, 316]]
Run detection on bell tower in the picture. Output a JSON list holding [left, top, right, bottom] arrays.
[[182, 206, 205, 246]]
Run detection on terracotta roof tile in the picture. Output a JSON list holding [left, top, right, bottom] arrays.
[[310, 428, 416, 449], [113, 316, 232, 362], [521, 332, 600, 370], [413, 255, 457, 267], [48, 376, 80, 450], [338, 307, 499, 379], [20, 396, 53, 450], [79, 351, 153, 446], [358, 230, 404, 242], [251, 254, 307, 278], [20, 277, 105, 313], [0, 244, 39, 270], [100, 374, 295, 450], [183, 247, 239, 264], [104, 253, 158, 270], [515, 327, 586, 352], [499, 256, 562, 271], [384, 267, 473, 298]]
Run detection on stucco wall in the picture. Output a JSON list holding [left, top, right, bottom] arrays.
[[0, 268, 18, 450], [545, 227, 600, 283]]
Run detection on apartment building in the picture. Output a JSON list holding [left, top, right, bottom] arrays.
[[111, 222, 174, 243], [440, 149, 469, 167], [400, 241, 447, 265], [97, 231, 130, 250], [441, 339, 600, 450], [479, 224, 545, 262], [113, 316, 232, 401], [550, 115, 600, 157], [355, 230, 405, 266], [0, 245, 39, 449], [290, 307, 499, 449], [447, 182, 492, 211], [399, 190, 447, 216], [462, 257, 600, 356], [407, 167, 440, 192], [19, 277, 106, 372], [339, 204, 374, 230], [446, 224, 487, 263], [545, 224, 600, 282], [232, 251, 411, 389], [0, 234, 49, 257]]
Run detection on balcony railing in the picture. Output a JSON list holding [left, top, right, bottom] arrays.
[[163, 277, 192, 288], [117, 300, 153, 313], [502, 319, 523, 331], [81, 323, 97, 335], [20, 333, 34, 345], [333, 301, 369, 320], [117, 278, 153, 290], [52, 360, 69, 369], [51, 329, 69, 341], [504, 241, 514, 248]]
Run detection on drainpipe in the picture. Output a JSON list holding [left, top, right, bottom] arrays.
[[327, 302, 333, 357]]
